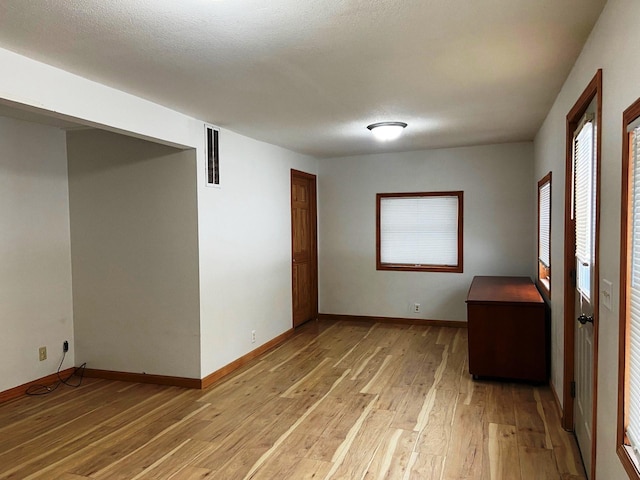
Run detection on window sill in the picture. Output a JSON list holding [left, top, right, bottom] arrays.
[[377, 263, 463, 273], [537, 278, 550, 298], [618, 445, 640, 480]]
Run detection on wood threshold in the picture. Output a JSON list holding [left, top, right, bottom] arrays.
[[0, 368, 75, 404], [318, 313, 467, 328]]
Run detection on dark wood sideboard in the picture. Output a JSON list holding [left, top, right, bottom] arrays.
[[466, 276, 548, 382]]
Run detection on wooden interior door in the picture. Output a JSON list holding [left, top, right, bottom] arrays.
[[291, 170, 318, 327]]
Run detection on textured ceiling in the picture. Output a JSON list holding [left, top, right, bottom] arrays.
[[0, 0, 607, 157]]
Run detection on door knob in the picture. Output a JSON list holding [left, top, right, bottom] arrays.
[[577, 314, 594, 325]]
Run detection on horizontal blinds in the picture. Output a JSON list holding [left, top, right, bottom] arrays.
[[574, 121, 594, 298], [380, 195, 458, 266], [539, 180, 551, 267], [628, 126, 640, 459]]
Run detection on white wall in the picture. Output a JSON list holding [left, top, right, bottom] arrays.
[[0, 116, 75, 392], [67, 130, 201, 378], [318, 143, 535, 321], [0, 45, 319, 383], [197, 130, 317, 377], [534, 0, 640, 477], [0, 44, 317, 377], [0, 47, 198, 150]]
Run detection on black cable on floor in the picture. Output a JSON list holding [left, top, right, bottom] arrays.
[[25, 350, 87, 396]]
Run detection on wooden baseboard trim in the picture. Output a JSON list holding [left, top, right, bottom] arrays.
[[201, 328, 295, 389], [0, 368, 76, 404], [3, 328, 303, 397], [550, 380, 564, 422], [59, 329, 296, 392], [83, 369, 201, 389], [318, 313, 467, 328]]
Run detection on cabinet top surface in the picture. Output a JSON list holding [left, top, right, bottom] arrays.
[[466, 276, 544, 305]]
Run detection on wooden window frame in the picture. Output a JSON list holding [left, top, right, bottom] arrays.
[[538, 172, 552, 298], [618, 96, 640, 480], [376, 191, 463, 273]]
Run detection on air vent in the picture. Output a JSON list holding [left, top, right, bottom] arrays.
[[205, 124, 220, 187]]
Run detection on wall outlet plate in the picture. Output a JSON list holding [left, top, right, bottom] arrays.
[[38, 346, 47, 361]]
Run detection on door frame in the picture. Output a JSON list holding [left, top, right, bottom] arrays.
[[563, 69, 602, 479], [290, 169, 318, 327]]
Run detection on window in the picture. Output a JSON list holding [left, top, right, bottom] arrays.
[[619, 98, 640, 480], [205, 124, 220, 187], [538, 172, 551, 297], [573, 116, 595, 300], [376, 191, 463, 272]]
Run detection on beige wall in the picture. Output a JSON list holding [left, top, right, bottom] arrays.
[[318, 142, 535, 322], [0, 116, 75, 392], [67, 129, 201, 378]]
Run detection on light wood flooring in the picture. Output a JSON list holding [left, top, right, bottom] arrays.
[[0, 319, 586, 479]]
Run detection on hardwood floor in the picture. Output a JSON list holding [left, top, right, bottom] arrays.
[[0, 320, 586, 479]]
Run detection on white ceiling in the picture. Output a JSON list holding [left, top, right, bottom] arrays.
[[0, 0, 607, 158]]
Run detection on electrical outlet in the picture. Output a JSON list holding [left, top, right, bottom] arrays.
[[413, 303, 421, 314], [63, 340, 69, 352], [38, 346, 47, 361], [251, 330, 256, 343]]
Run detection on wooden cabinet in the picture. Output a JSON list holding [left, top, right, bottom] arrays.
[[466, 276, 548, 382]]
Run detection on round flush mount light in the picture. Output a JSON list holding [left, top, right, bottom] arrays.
[[367, 122, 408, 141]]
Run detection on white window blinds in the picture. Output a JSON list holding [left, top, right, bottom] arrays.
[[539, 180, 551, 268], [380, 195, 458, 266], [574, 120, 594, 298], [627, 125, 640, 460]]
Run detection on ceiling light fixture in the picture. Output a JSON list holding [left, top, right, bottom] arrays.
[[367, 121, 408, 141]]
